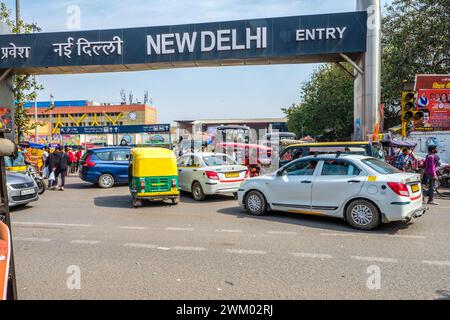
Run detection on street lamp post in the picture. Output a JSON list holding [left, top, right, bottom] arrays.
[[34, 76, 38, 143], [49, 94, 54, 144], [15, 0, 20, 28]]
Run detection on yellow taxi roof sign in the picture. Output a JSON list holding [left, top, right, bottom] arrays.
[[287, 141, 371, 147]]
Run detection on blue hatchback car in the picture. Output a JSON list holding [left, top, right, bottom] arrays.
[[79, 147, 131, 188]]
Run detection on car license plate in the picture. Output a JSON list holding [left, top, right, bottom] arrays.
[[225, 172, 240, 178], [411, 184, 419, 193], [20, 188, 35, 196]]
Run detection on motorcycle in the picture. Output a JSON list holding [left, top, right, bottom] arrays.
[[25, 166, 46, 195]]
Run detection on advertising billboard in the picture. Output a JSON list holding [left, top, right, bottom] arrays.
[[413, 75, 450, 132]]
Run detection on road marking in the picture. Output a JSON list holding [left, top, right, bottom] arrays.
[[13, 222, 92, 228], [226, 249, 266, 255], [13, 236, 52, 242], [215, 229, 242, 233], [118, 226, 147, 230], [124, 243, 158, 249], [290, 252, 333, 259], [172, 246, 206, 252], [70, 240, 100, 245], [422, 260, 450, 267], [320, 233, 356, 237], [267, 231, 297, 235], [157, 247, 171, 250], [384, 234, 426, 239], [350, 256, 398, 263], [165, 227, 194, 231]]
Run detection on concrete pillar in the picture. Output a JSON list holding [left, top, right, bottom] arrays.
[[354, 0, 381, 141], [0, 22, 15, 142]]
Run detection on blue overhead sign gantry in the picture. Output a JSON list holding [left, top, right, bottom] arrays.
[[60, 124, 171, 135]]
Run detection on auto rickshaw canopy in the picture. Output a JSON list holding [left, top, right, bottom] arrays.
[[131, 147, 177, 177]]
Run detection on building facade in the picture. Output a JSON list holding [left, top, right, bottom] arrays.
[[24, 100, 157, 145]]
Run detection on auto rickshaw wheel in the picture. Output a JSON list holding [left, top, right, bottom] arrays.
[[132, 197, 142, 207], [171, 197, 180, 205]]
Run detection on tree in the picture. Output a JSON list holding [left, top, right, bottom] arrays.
[[283, 64, 354, 140], [0, 2, 43, 142], [382, 0, 450, 127], [285, 0, 450, 136]]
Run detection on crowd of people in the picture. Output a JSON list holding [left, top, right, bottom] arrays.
[[392, 145, 440, 205], [42, 146, 83, 191]]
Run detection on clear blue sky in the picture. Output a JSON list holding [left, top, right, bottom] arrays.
[[3, 0, 391, 123]]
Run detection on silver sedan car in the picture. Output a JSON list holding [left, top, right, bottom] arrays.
[[6, 172, 39, 207]]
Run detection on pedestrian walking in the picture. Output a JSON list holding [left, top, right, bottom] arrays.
[[75, 147, 83, 173], [55, 146, 69, 191], [41, 146, 50, 176], [67, 147, 77, 174], [46, 148, 58, 189], [424, 145, 439, 205]]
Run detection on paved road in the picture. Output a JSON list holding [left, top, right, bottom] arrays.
[[9, 176, 450, 300]]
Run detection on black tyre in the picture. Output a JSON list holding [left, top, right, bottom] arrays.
[[345, 199, 381, 231], [35, 178, 46, 195], [98, 174, 115, 188], [192, 182, 206, 201], [244, 190, 267, 216], [171, 197, 180, 205], [132, 196, 142, 207]]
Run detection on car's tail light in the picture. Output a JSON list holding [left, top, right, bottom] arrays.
[[387, 182, 410, 197], [83, 155, 96, 167], [245, 169, 250, 178], [205, 171, 220, 180], [171, 178, 177, 187]]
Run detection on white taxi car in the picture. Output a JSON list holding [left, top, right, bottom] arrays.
[[238, 154, 427, 230], [177, 153, 249, 201]]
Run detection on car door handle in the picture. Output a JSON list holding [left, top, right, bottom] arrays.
[[348, 180, 361, 183], [301, 181, 312, 184]]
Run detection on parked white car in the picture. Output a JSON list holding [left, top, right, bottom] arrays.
[[177, 153, 249, 201], [238, 154, 427, 230]]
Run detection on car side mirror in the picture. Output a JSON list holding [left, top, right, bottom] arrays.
[[276, 170, 284, 177]]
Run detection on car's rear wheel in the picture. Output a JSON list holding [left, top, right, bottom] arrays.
[[192, 182, 206, 201], [345, 199, 380, 231], [98, 174, 114, 188], [244, 190, 267, 216]]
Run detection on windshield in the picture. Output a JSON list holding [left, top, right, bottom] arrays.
[[362, 158, 401, 174], [203, 155, 237, 166], [216, 128, 250, 144]]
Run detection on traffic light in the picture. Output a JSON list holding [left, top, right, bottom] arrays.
[[401, 90, 423, 137]]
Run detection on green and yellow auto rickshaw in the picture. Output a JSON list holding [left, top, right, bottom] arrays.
[[128, 147, 180, 207]]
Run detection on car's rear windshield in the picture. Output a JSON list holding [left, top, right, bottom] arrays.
[[203, 155, 237, 166], [362, 158, 401, 174]]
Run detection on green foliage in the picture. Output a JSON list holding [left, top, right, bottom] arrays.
[[0, 2, 43, 142], [283, 64, 354, 140], [285, 0, 450, 137]]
